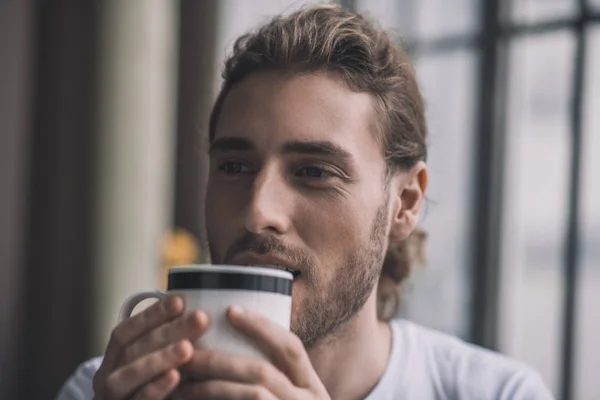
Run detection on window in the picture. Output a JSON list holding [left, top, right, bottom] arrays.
[[498, 31, 575, 395], [352, 0, 600, 398], [357, 0, 479, 40], [511, 0, 577, 24]]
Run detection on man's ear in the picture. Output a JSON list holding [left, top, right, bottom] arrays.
[[389, 161, 428, 242]]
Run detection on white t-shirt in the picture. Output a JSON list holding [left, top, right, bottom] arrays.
[[56, 319, 554, 400]]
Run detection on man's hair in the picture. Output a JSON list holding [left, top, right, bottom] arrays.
[[209, 4, 428, 320]]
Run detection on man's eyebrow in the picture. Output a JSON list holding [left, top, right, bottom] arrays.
[[209, 137, 254, 154], [281, 140, 354, 163]]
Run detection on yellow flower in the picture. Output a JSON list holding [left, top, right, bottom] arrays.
[[160, 228, 200, 289]]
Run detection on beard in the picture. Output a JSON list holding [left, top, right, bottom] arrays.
[[293, 200, 389, 348], [210, 199, 389, 349]]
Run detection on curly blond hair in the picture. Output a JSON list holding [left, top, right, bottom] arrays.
[[210, 4, 428, 320]]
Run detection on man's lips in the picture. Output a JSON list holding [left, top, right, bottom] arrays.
[[228, 253, 301, 277]]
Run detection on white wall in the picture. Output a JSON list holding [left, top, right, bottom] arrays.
[[93, 0, 179, 352]]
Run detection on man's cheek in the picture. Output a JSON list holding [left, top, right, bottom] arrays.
[[216, 216, 242, 257]]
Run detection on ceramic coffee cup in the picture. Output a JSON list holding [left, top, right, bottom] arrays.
[[119, 265, 293, 359]]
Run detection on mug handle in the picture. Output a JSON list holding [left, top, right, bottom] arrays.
[[118, 291, 168, 322], [117, 291, 185, 400]]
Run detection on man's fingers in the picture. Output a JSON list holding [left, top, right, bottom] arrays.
[[180, 350, 292, 397], [104, 340, 193, 400], [179, 380, 278, 400], [227, 306, 314, 387], [122, 309, 209, 364], [94, 296, 185, 395], [102, 296, 185, 370], [131, 369, 181, 400], [113, 296, 184, 347]]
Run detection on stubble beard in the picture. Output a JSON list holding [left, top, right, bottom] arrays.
[[293, 199, 390, 349]]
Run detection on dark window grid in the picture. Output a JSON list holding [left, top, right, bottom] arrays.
[[560, 2, 588, 400], [408, 10, 600, 55], [465, 0, 508, 354]]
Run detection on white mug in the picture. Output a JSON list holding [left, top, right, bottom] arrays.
[[119, 265, 293, 359]]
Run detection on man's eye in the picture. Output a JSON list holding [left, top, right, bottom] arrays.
[[218, 161, 250, 174], [296, 166, 333, 179]]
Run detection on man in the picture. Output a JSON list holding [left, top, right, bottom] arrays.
[[58, 5, 553, 399]]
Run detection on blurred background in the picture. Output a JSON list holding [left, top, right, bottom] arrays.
[[1, 0, 598, 399]]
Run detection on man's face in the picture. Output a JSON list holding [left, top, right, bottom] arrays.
[[205, 71, 391, 348]]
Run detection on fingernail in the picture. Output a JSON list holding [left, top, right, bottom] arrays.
[[166, 296, 184, 313], [229, 305, 245, 316], [189, 310, 208, 327], [174, 340, 192, 358]]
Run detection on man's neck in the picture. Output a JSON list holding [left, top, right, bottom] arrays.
[[307, 290, 392, 400]]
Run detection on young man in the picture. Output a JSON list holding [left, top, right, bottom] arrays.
[[58, 5, 553, 400]]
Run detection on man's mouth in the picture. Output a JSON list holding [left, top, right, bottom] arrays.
[[230, 253, 302, 278], [243, 263, 301, 278], [284, 268, 301, 278]]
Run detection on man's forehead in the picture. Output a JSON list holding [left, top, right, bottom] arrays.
[[214, 71, 382, 160]]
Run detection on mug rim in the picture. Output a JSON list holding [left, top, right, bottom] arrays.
[[168, 264, 293, 280]]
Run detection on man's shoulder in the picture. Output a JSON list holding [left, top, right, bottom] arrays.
[[79, 356, 104, 372], [55, 356, 103, 400], [390, 319, 554, 399]]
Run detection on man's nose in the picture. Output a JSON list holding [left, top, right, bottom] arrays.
[[244, 167, 291, 235]]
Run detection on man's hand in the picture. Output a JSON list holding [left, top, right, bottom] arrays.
[[178, 306, 330, 400], [93, 296, 209, 400]]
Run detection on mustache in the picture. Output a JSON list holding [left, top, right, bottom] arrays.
[[225, 232, 314, 268]]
